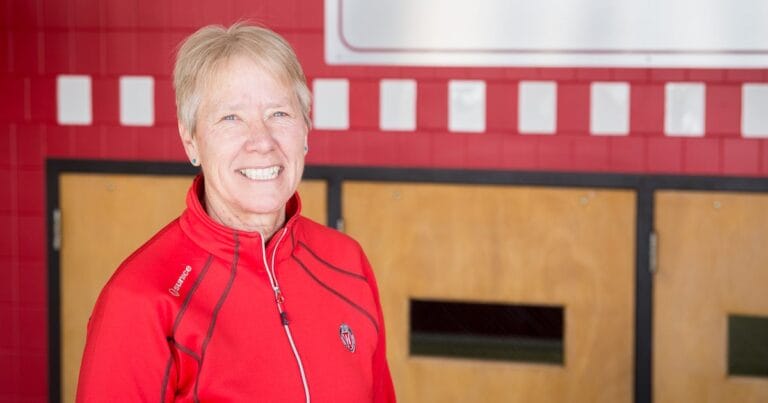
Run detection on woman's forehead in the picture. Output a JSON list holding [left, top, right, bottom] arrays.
[[196, 58, 297, 111], [210, 54, 292, 87]]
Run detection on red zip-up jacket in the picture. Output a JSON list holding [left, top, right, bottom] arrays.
[[77, 176, 395, 402]]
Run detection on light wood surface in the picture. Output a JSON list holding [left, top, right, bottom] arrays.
[[343, 182, 636, 403], [59, 173, 326, 403], [654, 191, 768, 403], [296, 180, 328, 225]]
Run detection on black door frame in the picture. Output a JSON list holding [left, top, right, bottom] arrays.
[[46, 158, 768, 403]]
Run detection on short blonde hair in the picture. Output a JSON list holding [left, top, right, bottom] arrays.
[[173, 22, 311, 135]]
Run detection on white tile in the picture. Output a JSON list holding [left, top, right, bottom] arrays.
[[664, 82, 705, 137], [590, 82, 630, 136], [312, 79, 349, 130], [519, 81, 557, 134], [449, 80, 485, 133], [742, 83, 768, 138], [380, 79, 417, 131], [119, 76, 155, 126], [56, 75, 92, 125]]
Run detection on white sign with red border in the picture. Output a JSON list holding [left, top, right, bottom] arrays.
[[325, 0, 768, 68]]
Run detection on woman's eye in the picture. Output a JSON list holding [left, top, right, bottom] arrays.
[[272, 111, 289, 118], [222, 114, 237, 121]]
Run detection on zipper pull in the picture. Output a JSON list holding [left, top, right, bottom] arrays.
[[280, 312, 290, 326]]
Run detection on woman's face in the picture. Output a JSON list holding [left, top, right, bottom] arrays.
[[180, 56, 308, 221]]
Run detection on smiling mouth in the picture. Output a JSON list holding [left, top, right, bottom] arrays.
[[238, 166, 282, 180]]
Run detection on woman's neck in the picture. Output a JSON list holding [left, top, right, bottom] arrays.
[[204, 196, 286, 241]]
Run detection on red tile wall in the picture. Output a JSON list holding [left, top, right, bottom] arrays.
[[1, 0, 767, 401]]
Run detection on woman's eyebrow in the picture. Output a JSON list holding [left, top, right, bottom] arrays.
[[263, 98, 294, 108], [216, 98, 293, 110]]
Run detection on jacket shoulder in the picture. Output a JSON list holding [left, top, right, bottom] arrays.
[[85, 218, 190, 341], [104, 218, 194, 294], [295, 216, 364, 250], [293, 216, 370, 274]]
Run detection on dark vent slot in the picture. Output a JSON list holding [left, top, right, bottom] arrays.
[[410, 299, 564, 364], [728, 314, 768, 378]]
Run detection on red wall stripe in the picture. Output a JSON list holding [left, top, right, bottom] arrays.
[[706, 85, 741, 137]]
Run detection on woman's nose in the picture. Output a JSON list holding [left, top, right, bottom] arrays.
[[245, 119, 275, 150]]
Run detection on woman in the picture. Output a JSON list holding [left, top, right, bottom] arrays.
[[76, 23, 395, 402]]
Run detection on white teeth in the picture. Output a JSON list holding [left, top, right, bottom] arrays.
[[239, 166, 280, 180]]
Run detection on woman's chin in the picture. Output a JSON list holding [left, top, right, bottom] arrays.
[[235, 199, 286, 217]]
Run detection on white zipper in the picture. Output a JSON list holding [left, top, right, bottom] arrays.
[[260, 229, 311, 403]]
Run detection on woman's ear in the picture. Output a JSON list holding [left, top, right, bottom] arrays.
[[178, 120, 200, 166]]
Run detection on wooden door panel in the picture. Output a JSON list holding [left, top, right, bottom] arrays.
[[654, 191, 768, 403], [343, 182, 636, 403]]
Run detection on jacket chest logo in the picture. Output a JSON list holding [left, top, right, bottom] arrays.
[[339, 323, 356, 353], [169, 265, 193, 297]]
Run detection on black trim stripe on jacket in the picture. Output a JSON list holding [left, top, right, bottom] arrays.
[[193, 234, 240, 403], [298, 240, 368, 281], [291, 254, 379, 333]]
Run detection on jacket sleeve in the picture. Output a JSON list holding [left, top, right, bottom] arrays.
[[76, 278, 176, 402], [360, 252, 397, 403]]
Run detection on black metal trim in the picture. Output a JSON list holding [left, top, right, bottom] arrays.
[[46, 161, 60, 403], [46, 158, 768, 403], [44, 159, 768, 191], [328, 174, 343, 230], [635, 180, 654, 403]]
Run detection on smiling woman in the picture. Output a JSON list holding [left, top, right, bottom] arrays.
[[179, 55, 308, 237], [75, 23, 396, 403]]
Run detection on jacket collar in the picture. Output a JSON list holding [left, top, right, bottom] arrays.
[[179, 175, 301, 267]]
